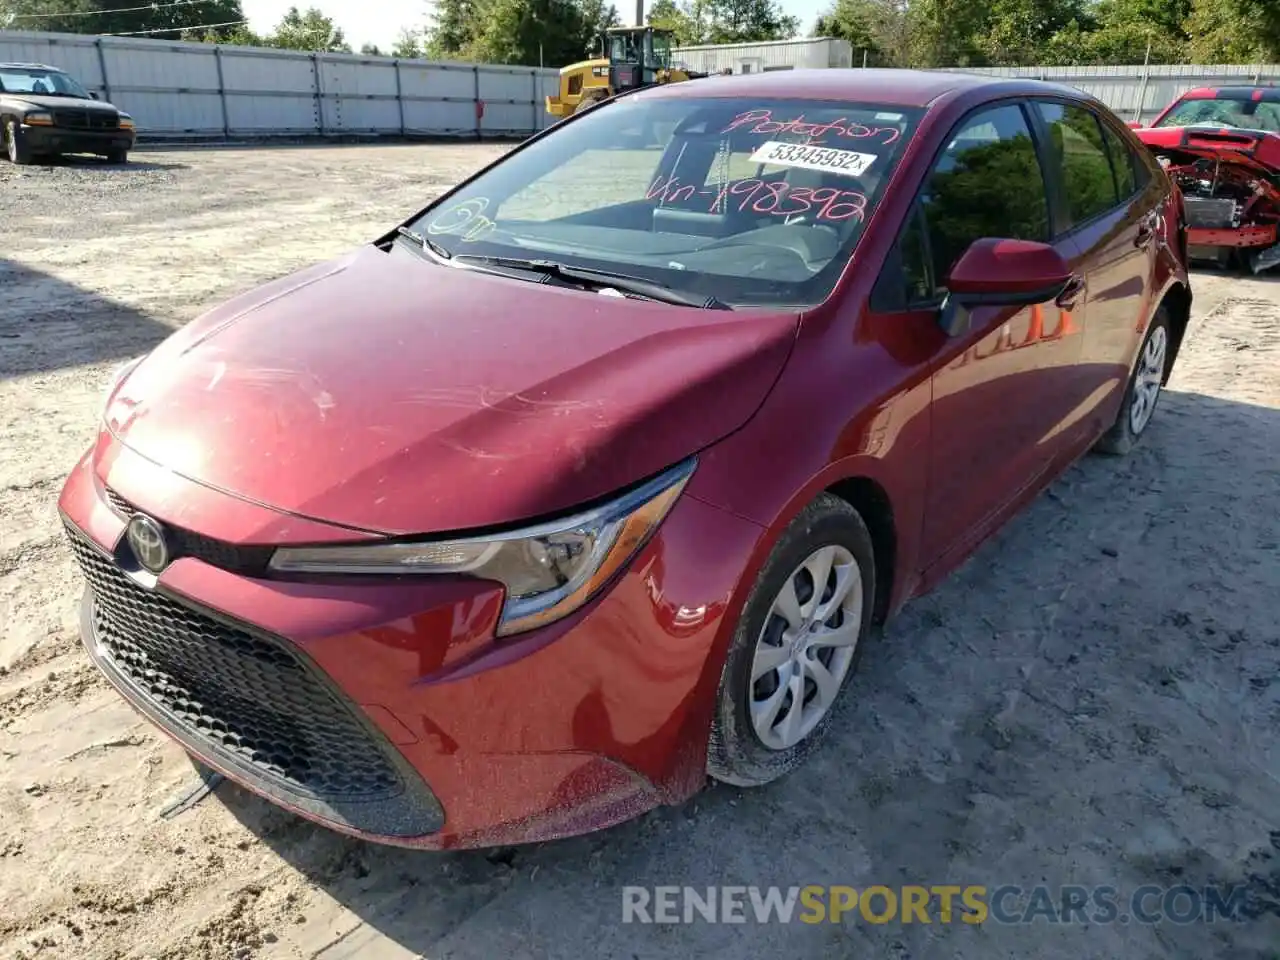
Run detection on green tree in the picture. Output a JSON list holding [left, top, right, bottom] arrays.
[[976, 0, 1089, 65], [647, 0, 700, 44], [426, 0, 615, 65], [424, 0, 485, 59], [391, 27, 425, 58], [643, 0, 796, 45], [812, 0, 908, 65], [1, 0, 246, 39], [360, 42, 385, 56], [904, 0, 989, 66], [268, 5, 351, 52], [1185, 0, 1280, 62]]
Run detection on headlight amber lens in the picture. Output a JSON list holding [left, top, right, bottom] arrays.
[[25, 112, 54, 126], [268, 458, 696, 636]]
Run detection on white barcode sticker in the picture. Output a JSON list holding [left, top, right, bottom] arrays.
[[748, 140, 877, 177]]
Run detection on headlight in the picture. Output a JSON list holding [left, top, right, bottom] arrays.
[[118, 114, 135, 129], [25, 111, 53, 126], [269, 458, 696, 636]]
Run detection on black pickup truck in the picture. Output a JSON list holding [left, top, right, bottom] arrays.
[[0, 62, 135, 165]]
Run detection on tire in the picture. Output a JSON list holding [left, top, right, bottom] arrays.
[[4, 118, 32, 165], [707, 493, 876, 787], [107, 149, 128, 164], [1094, 306, 1172, 456]]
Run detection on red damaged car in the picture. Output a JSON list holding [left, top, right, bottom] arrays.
[[1132, 85, 1280, 273], [59, 70, 1191, 849]]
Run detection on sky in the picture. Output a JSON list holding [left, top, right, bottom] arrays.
[[241, 0, 828, 53]]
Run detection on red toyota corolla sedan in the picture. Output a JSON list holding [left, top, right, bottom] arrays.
[[59, 69, 1191, 850]]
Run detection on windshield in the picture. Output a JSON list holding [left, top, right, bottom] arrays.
[[1156, 96, 1280, 133], [0, 67, 92, 99], [410, 96, 923, 307]]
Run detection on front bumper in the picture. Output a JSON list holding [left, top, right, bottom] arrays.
[[24, 123, 134, 155], [1185, 223, 1278, 249], [59, 436, 763, 849]]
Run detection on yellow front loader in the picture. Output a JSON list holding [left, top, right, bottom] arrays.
[[545, 26, 706, 119]]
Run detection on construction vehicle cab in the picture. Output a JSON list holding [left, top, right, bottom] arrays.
[[545, 27, 702, 119]]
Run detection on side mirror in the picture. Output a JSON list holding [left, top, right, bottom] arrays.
[[939, 238, 1072, 337], [90, 91, 100, 100], [1126, 120, 1144, 130]]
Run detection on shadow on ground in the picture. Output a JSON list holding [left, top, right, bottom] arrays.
[[30, 154, 188, 173], [0, 259, 172, 380], [210, 388, 1280, 959]]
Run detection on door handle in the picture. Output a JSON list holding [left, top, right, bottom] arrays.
[[1056, 274, 1085, 309]]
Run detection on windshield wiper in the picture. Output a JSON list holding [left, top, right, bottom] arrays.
[[395, 225, 452, 260], [450, 255, 732, 309]]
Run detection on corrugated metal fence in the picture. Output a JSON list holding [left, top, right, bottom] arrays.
[[3, 28, 1279, 139], [0, 29, 561, 139], [937, 63, 1280, 123]]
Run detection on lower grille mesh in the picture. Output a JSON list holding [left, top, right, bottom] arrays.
[[69, 530, 402, 800]]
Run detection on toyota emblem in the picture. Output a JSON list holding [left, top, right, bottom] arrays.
[[126, 514, 169, 574]]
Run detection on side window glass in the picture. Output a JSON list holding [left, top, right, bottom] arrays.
[[899, 205, 934, 304], [1036, 102, 1120, 226], [1100, 121, 1139, 198], [919, 104, 1051, 285]]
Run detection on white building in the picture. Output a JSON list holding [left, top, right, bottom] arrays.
[[672, 37, 854, 76]]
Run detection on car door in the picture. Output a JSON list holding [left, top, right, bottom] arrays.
[[870, 101, 1086, 573], [1030, 100, 1155, 434]]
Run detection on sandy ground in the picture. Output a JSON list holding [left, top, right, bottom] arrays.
[[1, 144, 1278, 960]]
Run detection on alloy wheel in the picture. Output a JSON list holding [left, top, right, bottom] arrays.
[[1129, 325, 1167, 436], [749, 544, 864, 751]]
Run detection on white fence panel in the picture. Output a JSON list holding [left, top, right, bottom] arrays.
[[0, 33, 105, 93], [21, 28, 1276, 138], [226, 94, 316, 134]]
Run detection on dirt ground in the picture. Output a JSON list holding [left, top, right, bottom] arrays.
[[1, 144, 1278, 960]]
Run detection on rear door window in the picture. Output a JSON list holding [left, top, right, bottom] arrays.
[[1098, 121, 1139, 199], [1035, 102, 1120, 228]]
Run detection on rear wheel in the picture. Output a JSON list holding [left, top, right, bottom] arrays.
[[106, 148, 128, 164], [4, 118, 32, 165], [707, 494, 876, 787], [1094, 307, 1171, 456]]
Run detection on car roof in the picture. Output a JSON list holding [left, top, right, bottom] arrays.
[[643, 68, 1090, 109], [0, 62, 63, 71], [1179, 85, 1280, 102]]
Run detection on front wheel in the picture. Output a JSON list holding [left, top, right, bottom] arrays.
[[707, 493, 876, 787], [1094, 307, 1172, 456], [106, 149, 128, 164], [4, 119, 32, 165]]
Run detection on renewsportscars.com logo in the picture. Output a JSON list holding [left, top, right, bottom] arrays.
[[621, 884, 1254, 925]]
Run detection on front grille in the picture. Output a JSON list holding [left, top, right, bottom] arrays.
[[104, 488, 274, 575], [66, 525, 444, 837], [105, 488, 135, 517], [52, 109, 118, 130]]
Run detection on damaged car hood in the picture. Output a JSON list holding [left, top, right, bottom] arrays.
[[102, 245, 798, 535], [1134, 124, 1280, 174]]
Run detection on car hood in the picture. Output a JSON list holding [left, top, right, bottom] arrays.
[[9, 94, 119, 114], [1135, 124, 1280, 174], [104, 245, 798, 536]]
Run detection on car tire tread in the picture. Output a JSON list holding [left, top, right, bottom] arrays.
[[707, 493, 876, 788], [4, 119, 33, 165], [1093, 306, 1172, 457]]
